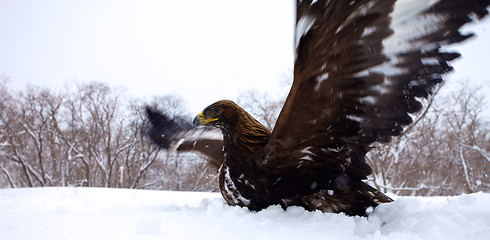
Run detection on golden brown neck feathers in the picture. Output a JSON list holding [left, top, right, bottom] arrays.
[[206, 100, 271, 153], [233, 106, 271, 153]]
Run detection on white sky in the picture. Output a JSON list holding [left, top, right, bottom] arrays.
[[0, 0, 489, 116]]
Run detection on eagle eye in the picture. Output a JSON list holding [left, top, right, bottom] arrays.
[[213, 107, 221, 115]]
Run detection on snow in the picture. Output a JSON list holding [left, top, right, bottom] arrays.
[[1, 188, 489, 240]]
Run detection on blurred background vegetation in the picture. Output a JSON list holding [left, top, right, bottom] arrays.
[[0, 76, 488, 196]]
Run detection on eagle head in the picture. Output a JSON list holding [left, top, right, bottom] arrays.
[[193, 100, 271, 151], [193, 100, 241, 130]]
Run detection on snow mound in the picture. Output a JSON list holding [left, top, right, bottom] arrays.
[[1, 187, 489, 240]]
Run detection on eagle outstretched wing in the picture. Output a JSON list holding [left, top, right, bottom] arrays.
[[145, 107, 224, 169], [263, 0, 489, 178]]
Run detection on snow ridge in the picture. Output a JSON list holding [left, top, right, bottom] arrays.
[[1, 188, 489, 240]]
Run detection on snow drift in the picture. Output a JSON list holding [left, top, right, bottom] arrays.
[[1, 187, 489, 240]]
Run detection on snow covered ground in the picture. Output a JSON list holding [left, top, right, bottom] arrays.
[[0, 188, 489, 240]]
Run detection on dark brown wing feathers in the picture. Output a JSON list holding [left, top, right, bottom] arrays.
[[264, 0, 490, 179], [145, 107, 224, 169]]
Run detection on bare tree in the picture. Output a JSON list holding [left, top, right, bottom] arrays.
[[237, 90, 284, 130], [1, 78, 487, 195], [0, 81, 218, 191], [367, 81, 490, 196]]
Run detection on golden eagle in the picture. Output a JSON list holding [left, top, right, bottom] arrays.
[[146, 0, 490, 216]]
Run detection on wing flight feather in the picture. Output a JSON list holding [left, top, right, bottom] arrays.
[[264, 0, 489, 178], [146, 107, 224, 169]]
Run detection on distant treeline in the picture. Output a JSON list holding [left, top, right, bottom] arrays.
[[0, 78, 489, 196], [0, 80, 217, 191]]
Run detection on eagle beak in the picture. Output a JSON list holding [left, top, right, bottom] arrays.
[[193, 112, 218, 128]]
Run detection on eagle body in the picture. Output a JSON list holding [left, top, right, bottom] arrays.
[[194, 100, 391, 216], [146, 0, 490, 216]]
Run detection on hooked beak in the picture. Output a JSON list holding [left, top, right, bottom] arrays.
[[193, 112, 218, 128]]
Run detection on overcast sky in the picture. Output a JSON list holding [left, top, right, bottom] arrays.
[[0, 0, 489, 116]]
